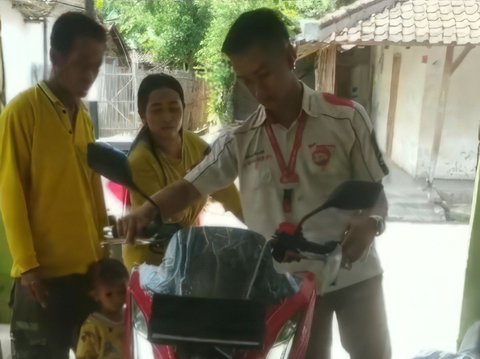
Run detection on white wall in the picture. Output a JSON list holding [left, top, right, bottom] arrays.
[[371, 46, 393, 153], [435, 46, 480, 180], [372, 44, 479, 180], [0, 0, 49, 102], [414, 46, 479, 180], [415, 46, 445, 179], [372, 45, 428, 175], [393, 46, 428, 175], [0, 1, 102, 104]]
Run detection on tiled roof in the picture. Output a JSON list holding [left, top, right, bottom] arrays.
[[327, 0, 480, 45], [12, 0, 85, 19]]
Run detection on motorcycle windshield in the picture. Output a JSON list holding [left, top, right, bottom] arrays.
[[139, 227, 297, 303]]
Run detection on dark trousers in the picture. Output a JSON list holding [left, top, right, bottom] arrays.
[[10, 275, 95, 359], [306, 275, 391, 359]]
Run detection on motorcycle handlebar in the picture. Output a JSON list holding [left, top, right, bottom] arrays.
[[301, 240, 339, 255], [269, 228, 340, 263], [105, 218, 339, 261], [103, 219, 181, 254]]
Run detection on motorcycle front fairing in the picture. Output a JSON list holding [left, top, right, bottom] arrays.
[[139, 227, 295, 300], [125, 227, 317, 359]]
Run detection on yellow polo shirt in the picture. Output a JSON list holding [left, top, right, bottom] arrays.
[[0, 82, 107, 278]]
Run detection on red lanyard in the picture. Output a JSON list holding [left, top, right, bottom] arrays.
[[265, 113, 307, 184], [265, 113, 307, 212]]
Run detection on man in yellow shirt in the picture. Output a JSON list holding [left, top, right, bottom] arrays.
[[0, 12, 108, 359]]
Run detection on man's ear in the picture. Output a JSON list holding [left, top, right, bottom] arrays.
[[286, 43, 297, 71], [50, 48, 65, 68]]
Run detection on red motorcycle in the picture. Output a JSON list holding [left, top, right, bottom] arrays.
[[88, 142, 383, 359]]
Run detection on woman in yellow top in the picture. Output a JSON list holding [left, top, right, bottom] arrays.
[[123, 74, 243, 270]]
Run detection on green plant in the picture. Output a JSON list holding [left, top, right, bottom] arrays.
[[196, 0, 275, 123], [102, 0, 210, 70], [101, 0, 339, 124]]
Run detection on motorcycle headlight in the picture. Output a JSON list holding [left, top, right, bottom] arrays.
[[132, 299, 155, 359], [266, 320, 298, 359]]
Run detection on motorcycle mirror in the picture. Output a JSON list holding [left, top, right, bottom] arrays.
[[87, 142, 135, 189], [88, 142, 162, 213], [297, 181, 384, 230], [322, 180, 383, 211]]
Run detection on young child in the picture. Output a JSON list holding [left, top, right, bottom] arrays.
[[76, 258, 129, 359]]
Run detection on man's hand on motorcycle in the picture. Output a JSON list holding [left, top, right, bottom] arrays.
[[282, 250, 306, 263], [341, 216, 377, 269], [21, 267, 48, 309], [118, 202, 157, 244]]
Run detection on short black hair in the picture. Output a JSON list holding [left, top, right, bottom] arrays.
[[222, 8, 290, 56], [51, 12, 107, 55], [137, 73, 186, 117], [88, 258, 128, 289]]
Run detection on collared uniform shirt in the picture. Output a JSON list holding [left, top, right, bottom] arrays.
[[185, 83, 389, 291]]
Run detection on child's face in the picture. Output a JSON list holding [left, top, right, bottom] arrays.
[[143, 88, 183, 139], [94, 280, 127, 314]]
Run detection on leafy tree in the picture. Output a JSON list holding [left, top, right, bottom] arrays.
[[100, 0, 210, 70], [196, 0, 278, 123], [280, 0, 335, 18], [100, 0, 345, 123]]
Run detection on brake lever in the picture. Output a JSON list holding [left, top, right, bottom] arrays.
[[302, 240, 339, 255], [101, 238, 154, 245], [299, 242, 342, 261], [148, 238, 169, 254], [300, 252, 329, 261], [101, 219, 180, 253], [146, 221, 181, 254], [270, 223, 341, 263], [102, 219, 160, 241]]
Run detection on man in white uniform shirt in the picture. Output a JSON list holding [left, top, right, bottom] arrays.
[[120, 8, 391, 359]]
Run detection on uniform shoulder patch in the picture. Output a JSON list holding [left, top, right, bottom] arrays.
[[322, 93, 354, 108]]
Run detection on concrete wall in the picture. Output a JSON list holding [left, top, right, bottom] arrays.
[[372, 45, 480, 180], [436, 46, 480, 180], [372, 45, 427, 175], [0, 1, 49, 102], [0, 1, 100, 104], [415, 46, 445, 179], [371, 46, 392, 153], [393, 46, 428, 176], [336, 47, 372, 113]]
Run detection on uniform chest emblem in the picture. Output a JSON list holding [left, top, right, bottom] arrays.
[[309, 144, 336, 168]]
